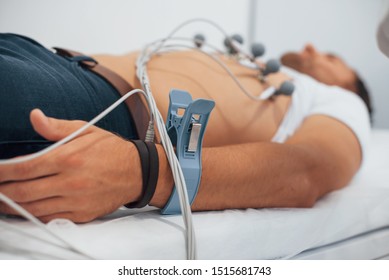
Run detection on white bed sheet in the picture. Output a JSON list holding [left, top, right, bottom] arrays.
[[293, 226, 389, 259], [1, 129, 389, 260]]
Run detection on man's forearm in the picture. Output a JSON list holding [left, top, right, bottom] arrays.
[[150, 115, 361, 212], [151, 142, 319, 211], [195, 142, 318, 210]]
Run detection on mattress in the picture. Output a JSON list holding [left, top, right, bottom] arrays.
[[1, 129, 389, 260]]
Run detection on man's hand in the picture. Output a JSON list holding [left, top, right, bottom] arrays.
[[0, 109, 141, 223]]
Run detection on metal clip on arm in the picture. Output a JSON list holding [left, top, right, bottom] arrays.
[[161, 89, 215, 215]]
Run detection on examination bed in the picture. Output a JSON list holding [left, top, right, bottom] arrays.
[[1, 129, 389, 260]]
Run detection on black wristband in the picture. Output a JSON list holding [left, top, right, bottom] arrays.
[[125, 140, 159, 209], [125, 140, 149, 208], [141, 141, 159, 207]]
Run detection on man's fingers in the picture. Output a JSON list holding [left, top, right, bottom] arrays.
[[0, 131, 98, 183], [0, 110, 94, 183], [22, 197, 72, 218], [0, 200, 74, 223], [0, 197, 71, 218], [39, 212, 76, 224], [39, 212, 95, 223], [0, 155, 60, 182], [0, 175, 65, 203], [30, 109, 91, 142]]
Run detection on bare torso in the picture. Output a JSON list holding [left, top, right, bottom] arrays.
[[93, 51, 292, 146]]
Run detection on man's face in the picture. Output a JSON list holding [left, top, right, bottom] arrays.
[[281, 44, 357, 92]]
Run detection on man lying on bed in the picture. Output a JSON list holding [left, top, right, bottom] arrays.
[[0, 34, 371, 222]]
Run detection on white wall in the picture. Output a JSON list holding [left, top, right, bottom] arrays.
[[0, 0, 250, 53], [252, 0, 389, 128]]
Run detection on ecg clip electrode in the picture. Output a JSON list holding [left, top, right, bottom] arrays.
[[161, 89, 215, 215]]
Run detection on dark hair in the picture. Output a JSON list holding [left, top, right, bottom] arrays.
[[354, 74, 373, 122]]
